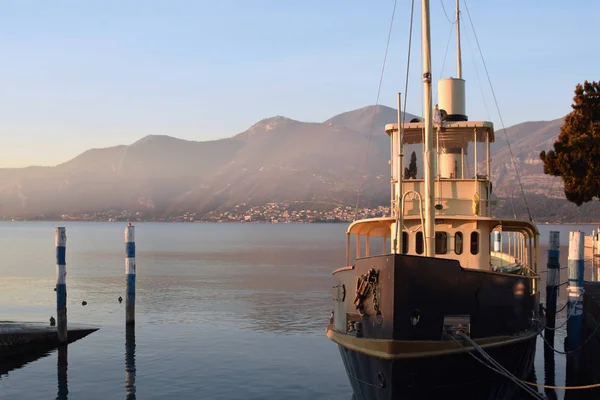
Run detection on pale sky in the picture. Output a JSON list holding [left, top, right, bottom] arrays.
[[1, 1, 597, 167]]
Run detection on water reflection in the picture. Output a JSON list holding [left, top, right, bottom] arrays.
[[56, 345, 68, 400], [543, 331, 558, 400], [9, 222, 600, 399], [0, 349, 52, 377], [125, 324, 136, 399]]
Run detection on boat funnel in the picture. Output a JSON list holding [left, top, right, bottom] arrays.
[[438, 78, 467, 121]]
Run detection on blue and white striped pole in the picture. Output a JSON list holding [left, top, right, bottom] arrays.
[[56, 227, 67, 343], [546, 231, 560, 336], [125, 223, 136, 325], [492, 231, 501, 253], [567, 230, 584, 351]]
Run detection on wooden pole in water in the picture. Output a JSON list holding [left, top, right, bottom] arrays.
[[546, 231, 560, 336], [125, 223, 136, 325], [56, 227, 67, 343], [567, 230, 584, 351]]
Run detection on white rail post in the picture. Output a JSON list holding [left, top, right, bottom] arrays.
[[567, 230, 584, 351]]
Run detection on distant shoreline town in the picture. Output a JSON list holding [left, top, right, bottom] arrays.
[[0, 203, 390, 223], [1, 200, 597, 225]]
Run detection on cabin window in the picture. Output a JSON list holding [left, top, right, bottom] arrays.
[[455, 232, 464, 255], [435, 232, 448, 254], [415, 232, 424, 255], [402, 231, 409, 254], [470, 231, 480, 255]]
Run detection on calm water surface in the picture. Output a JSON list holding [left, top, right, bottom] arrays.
[[0, 222, 595, 399]]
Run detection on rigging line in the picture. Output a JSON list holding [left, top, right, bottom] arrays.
[[353, 0, 398, 221], [463, 0, 533, 222], [461, 19, 491, 121], [402, 0, 416, 126], [462, 3, 515, 217], [434, 22, 455, 106], [395, 0, 415, 242], [439, 0, 456, 24]]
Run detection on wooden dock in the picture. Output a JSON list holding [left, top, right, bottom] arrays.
[[0, 322, 98, 358]]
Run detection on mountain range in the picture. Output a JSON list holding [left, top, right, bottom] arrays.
[[1, 105, 596, 222]]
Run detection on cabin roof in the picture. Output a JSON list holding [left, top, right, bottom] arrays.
[[384, 120, 495, 146], [347, 215, 538, 238]]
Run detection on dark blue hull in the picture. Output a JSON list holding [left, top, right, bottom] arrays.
[[338, 335, 537, 400], [330, 253, 540, 399]]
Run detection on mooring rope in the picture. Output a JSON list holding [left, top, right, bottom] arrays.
[[538, 317, 600, 356], [448, 330, 600, 394], [446, 331, 545, 399]]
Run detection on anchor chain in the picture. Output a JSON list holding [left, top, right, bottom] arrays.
[[354, 268, 383, 324]]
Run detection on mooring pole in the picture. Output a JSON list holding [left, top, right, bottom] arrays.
[[546, 231, 560, 335], [596, 227, 600, 282], [597, 225, 600, 255], [543, 232, 560, 400], [125, 223, 136, 325], [56, 227, 67, 343], [492, 231, 501, 252], [567, 230, 584, 351]]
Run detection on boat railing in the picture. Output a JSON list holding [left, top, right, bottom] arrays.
[[490, 231, 537, 278], [400, 179, 493, 218], [403, 196, 492, 217]]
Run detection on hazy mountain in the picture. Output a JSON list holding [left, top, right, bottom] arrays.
[[490, 118, 565, 199], [0, 105, 585, 221], [324, 105, 419, 135]]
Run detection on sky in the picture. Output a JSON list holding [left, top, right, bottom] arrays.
[[0, 0, 598, 168]]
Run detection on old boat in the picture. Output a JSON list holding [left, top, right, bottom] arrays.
[[326, 1, 541, 399]]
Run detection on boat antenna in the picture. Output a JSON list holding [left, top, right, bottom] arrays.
[[456, 0, 462, 79], [352, 0, 398, 221], [421, 0, 435, 257]]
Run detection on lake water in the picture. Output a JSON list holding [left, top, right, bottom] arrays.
[[0, 222, 597, 399]]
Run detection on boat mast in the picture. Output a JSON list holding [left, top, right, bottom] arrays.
[[397, 92, 403, 254], [456, 0, 462, 79], [422, 0, 435, 257]]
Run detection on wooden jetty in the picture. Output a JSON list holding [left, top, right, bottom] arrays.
[[0, 322, 98, 358]]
